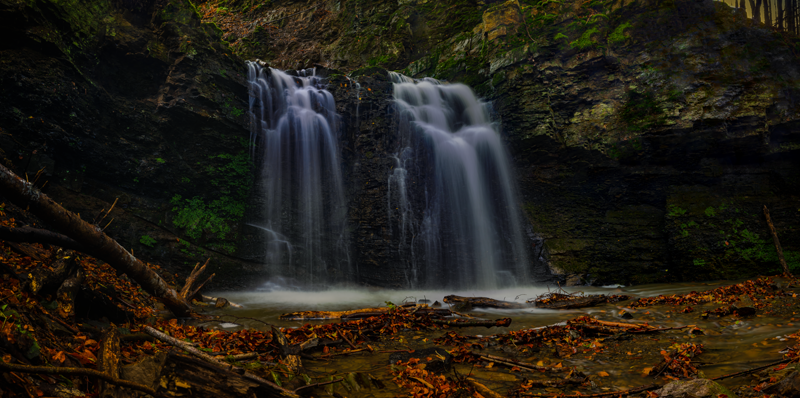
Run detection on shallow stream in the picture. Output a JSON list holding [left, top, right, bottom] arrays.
[[202, 280, 800, 396]]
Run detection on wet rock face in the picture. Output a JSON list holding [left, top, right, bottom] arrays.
[[482, 0, 524, 41], [0, 0, 262, 289]]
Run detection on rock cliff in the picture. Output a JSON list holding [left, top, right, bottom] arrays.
[[1, 0, 799, 288]]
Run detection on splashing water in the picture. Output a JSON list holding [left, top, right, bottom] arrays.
[[246, 61, 351, 284], [388, 72, 530, 289]]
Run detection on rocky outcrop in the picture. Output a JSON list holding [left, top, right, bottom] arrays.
[[0, 0, 262, 289]]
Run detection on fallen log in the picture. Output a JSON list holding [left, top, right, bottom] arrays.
[[0, 226, 86, 252], [442, 295, 528, 309], [272, 326, 302, 372], [280, 307, 392, 320], [0, 164, 192, 317], [431, 318, 512, 328], [534, 294, 608, 309], [161, 351, 291, 398], [143, 326, 297, 397], [0, 359, 164, 398], [281, 306, 452, 320], [98, 326, 121, 398]]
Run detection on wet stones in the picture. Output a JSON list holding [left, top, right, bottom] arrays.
[[654, 379, 737, 398]]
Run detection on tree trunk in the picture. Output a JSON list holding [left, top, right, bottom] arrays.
[[764, 0, 772, 26], [98, 326, 121, 398], [750, 0, 763, 23], [0, 226, 86, 252], [442, 295, 529, 309], [778, 0, 784, 29], [0, 164, 191, 317], [788, 0, 796, 33]]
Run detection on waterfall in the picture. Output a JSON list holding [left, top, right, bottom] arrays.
[[388, 72, 530, 289], [246, 61, 350, 285]]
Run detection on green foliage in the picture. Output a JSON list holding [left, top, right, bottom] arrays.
[[608, 22, 631, 43], [704, 207, 717, 217], [693, 258, 706, 267], [156, 158, 166, 164], [139, 235, 157, 247], [368, 54, 392, 67], [222, 98, 245, 118], [667, 205, 687, 217], [170, 151, 252, 248], [570, 27, 598, 50]]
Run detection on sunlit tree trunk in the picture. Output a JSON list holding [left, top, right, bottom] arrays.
[[764, 0, 772, 26]]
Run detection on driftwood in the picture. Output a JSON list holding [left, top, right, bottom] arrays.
[[534, 294, 608, 309], [280, 307, 392, 320], [431, 318, 512, 328], [98, 326, 121, 398], [181, 259, 214, 301], [281, 305, 451, 320], [0, 163, 192, 317], [0, 359, 164, 398], [202, 295, 244, 308], [143, 326, 298, 397], [442, 295, 528, 309], [764, 205, 792, 277], [272, 326, 302, 371]]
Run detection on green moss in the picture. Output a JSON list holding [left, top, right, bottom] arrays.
[[667, 205, 688, 217], [608, 22, 631, 43], [569, 27, 599, 50], [139, 235, 157, 247], [554, 32, 568, 41]]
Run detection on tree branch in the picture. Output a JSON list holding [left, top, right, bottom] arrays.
[[0, 163, 191, 317]]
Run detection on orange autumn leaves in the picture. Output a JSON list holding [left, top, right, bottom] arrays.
[[392, 358, 466, 398]]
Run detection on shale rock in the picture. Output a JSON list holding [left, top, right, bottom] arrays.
[[654, 379, 737, 398]]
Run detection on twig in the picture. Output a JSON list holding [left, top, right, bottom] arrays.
[[0, 360, 165, 398], [334, 324, 358, 349], [217, 314, 274, 327], [711, 358, 792, 381], [294, 377, 343, 393], [520, 383, 659, 397]]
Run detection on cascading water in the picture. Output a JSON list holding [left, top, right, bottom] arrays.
[[246, 61, 351, 285], [388, 72, 530, 289]]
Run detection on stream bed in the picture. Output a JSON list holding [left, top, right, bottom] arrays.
[[200, 278, 800, 397]]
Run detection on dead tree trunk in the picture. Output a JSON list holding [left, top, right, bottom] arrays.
[[98, 326, 121, 398], [0, 226, 86, 252], [0, 164, 191, 317], [764, 205, 791, 277]]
